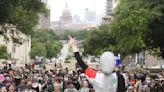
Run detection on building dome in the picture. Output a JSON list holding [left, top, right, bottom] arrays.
[[62, 9, 71, 16], [60, 3, 73, 25]]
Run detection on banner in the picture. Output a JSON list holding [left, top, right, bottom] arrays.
[[115, 54, 121, 67]]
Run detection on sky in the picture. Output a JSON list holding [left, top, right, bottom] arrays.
[[47, 0, 106, 21]]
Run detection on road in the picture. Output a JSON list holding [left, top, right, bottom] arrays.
[[57, 41, 69, 63]]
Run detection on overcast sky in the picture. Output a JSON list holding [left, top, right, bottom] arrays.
[[47, 0, 106, 21]]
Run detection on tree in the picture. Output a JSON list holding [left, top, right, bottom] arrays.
[[110, 0, 162, 57], [30, 29, 62, 59], [57, 30, 89, 40], [146, 0, 164, 58], [75, 30, 89, 40], [46, 41, 62, 58], [0, 46, 10, 59], [83, 25, 116, 56], [32, 29, 59, 42], [57, 31, 76, 40], [0, 0, 48, 34], [30, 42, 47, 59]]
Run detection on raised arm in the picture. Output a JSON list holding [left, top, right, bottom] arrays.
[[68, 36, 88, 71], [68, 36, 96, 78]]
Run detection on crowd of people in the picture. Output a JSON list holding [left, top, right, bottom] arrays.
[[0, 63, 95, 92], [120, 67, 164, 92], [0, 37, 164, 92], [0, 64, 164, 92]]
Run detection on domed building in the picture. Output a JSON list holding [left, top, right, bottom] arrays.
[[52, 3, 97, 31], [60, 3, 73, 26]]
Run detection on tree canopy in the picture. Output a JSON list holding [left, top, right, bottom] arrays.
[[30, 42, 47, 59], [83, 0, 164, 58], [0, 46, 10, 59], [110, 0, 164, 58], [57, 30, 89, 40], [146, 0, 164, 57], [0, 0, 47, 34], [30, 29, 62, 59], [83, 25, 116, 56]]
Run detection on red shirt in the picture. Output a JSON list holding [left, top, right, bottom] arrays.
[[32, 63, 35, 69]]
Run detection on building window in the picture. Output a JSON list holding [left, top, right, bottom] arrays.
[[137, 52, 145, 65]]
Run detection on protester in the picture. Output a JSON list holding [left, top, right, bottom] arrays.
[[64, 81, 77, 92], [68, 36, 126, 92], [0, 38, 164, 92], [79, 80, 90, 92]]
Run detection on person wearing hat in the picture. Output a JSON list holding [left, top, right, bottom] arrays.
[[69, 36, 125, 92]]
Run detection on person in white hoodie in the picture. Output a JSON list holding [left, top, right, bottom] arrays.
[[68, 36, 125, 92]]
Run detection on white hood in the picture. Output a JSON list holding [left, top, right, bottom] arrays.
[[100, 51, 115, 74]]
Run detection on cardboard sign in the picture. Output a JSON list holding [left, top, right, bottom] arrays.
[[0, 74, 5, 82]]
